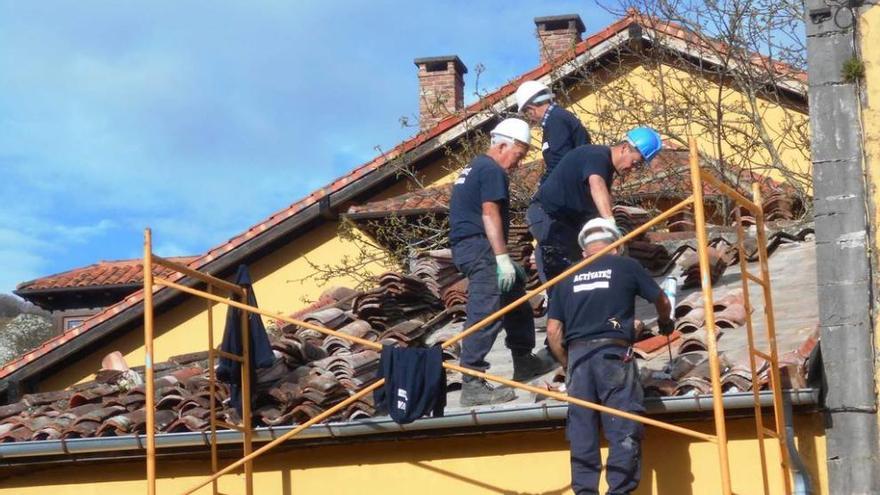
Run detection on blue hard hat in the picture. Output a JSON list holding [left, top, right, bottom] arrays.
[[625, 127, 663, 163]]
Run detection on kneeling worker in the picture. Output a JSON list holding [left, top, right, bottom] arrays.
[[528, 127, 663, 284], [449, 118, 556, 406], [546, 218, 674, 495]]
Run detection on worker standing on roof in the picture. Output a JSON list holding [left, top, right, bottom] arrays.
[[449, 118, 557, 406], [515, 80, 591, 184], [527, 127, 663, 284], [547, 218, 674, 495]]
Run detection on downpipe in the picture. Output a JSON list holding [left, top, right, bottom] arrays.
[[783, 390, 813, 494]]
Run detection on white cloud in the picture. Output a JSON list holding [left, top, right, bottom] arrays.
[[53, 219, 117, 245]]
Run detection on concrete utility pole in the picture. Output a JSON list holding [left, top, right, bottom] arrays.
[[804, 0, 880, 492]]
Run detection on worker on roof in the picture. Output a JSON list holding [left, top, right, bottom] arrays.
[[527, 127, 663, 286], [516, 80, 591, 184], [449, 117, 557, 406], [547, 218, 674, 495]]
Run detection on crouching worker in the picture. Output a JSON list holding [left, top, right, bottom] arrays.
[[546, 218, 674, 495]]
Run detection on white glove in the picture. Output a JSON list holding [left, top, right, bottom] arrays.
[[495, 254, 517, 293]]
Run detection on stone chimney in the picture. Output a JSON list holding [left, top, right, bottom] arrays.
[[414, 55, 467, 130], [534, 14, 586, 65]]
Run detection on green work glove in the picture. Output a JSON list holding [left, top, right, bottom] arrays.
[[513, 262, 528, 283], [495, 254, 517, 293]]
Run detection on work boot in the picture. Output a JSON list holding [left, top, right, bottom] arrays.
[[460, 377, 516, 406], [512, 349, 558, 382]]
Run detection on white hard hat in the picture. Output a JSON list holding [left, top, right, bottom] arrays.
[[578, 218, 621, 249], [490, 118, 532, 147], [515, 80, 553, 112]]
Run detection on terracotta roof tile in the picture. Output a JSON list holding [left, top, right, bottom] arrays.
[[347, 149, 791, 219], [346, 161, 544, 218]]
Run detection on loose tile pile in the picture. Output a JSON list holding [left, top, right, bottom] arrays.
[[667, 209, 696, 232], [507, 223, 540, 289], [352, 273, 443, 329], [627, 241, 673, 275], [613, 205, 652, 235], [410, 250, 462, 299]]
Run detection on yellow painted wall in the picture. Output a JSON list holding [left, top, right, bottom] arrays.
[[858, 5, 880, 414], [561, 60, 811, 191], [0, 415, 826, 495]]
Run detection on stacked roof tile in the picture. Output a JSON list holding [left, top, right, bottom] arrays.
[[410, 250, 460, 299], [351, 273, 442, 330], [613, 205, 652, 235]]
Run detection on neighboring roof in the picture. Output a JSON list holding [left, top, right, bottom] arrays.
[[346, 149, 797, 220], [346, 160, 544, 219], [346, 187, 450, 219], [0, 10, 809, 382], [15, 257, 198, 294]]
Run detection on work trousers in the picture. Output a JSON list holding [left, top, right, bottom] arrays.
[[566, 340, 644, 495], [526, 202, 583, 285], [451, 236, 536, 371]]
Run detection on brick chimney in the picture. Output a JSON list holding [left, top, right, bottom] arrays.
[[534, 14, 586, 65], [414, 55, 467, 130]]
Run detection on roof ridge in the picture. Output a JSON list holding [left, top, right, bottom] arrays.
[[14, 262, 104, 290], [95, 255, 198, 265]]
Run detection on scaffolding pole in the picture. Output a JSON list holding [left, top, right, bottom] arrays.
[[753, 183, 794, 495], [689, 137, 732, 494], [735, 207, 772, 495], [143, 229, 156, 495]]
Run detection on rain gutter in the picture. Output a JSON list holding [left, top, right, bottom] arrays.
[[0, 389, 817, 462]]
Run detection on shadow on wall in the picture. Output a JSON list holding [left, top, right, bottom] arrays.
[[407, 460, 571, 495], [644, 424, 696, 495]]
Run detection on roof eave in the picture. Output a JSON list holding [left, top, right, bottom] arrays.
[[14, 284, 142, 298], [0, 389, 819, 463], [344, 207, 449, 221]]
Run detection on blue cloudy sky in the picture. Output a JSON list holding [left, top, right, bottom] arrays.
[[0, 1, 615, 293]]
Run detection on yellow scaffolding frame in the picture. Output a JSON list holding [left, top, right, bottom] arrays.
[[142, 138, 792, 495]]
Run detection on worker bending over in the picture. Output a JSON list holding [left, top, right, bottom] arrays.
[[527, 127, 663, 284], [547, 218, 674, 495], [449, 118, 556, 406], [515, 80, 591, 183]]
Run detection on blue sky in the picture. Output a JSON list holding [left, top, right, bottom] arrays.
[[0, 1, 615, 293]]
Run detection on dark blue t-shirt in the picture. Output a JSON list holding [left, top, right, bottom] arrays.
[[536, 144, 614, 225], [449, 154, 510, 244], [540, 105, 591, 184], [548, 254, 661, 344]]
